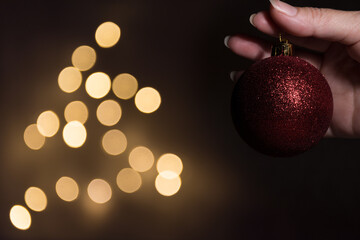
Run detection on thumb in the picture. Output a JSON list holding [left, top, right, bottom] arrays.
[[269, 0, 360, 46]]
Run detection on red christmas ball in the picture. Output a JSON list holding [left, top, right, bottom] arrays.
[[231, 56, 333, 157]]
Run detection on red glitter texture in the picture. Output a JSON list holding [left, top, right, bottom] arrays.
[[231, 56, 333, 157]]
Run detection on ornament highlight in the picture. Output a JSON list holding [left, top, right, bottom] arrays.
[[231, 36, 333, 157]]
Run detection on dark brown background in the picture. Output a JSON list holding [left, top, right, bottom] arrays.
[[1, 0, 360, 239]]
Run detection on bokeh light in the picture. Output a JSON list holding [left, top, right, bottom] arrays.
[[96, 99, 122, 126], [37, 111, 60, 137], [116, 168, 142, 193], [63, 121, 87, 148], [58, 67, 82, 93], [155, 174, 181, 197], [55, 176, 79, 202], [64, 100, 88, 124], [112, 73, 138, 100], [157, 153, 183, 179], [85, 72, 111, 99], [24, 187, 47, 212], [24, 124, 45, 150], [135, 87, 161, 113], [87, 179, 112, 204], [9, 205, 31, 230], [95, 22, 121, 48], [71, 45, 96, 71], [129, 146, 154, 172], [102, 129, 127, 155]]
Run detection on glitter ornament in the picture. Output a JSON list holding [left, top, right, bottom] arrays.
[[231, 36, 333, 157]]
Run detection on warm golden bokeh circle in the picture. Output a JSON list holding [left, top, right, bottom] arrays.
[[135, 87, 161, 113], [55, 177, 79, 202], [24, 124, 46, 150], [129, 146, 154, 172], [24, 187, 47, 212], [102, 129, 127, 155], [155, 174, 181, 197], [85, 72, 111, 99], [87, 179, 112, 204], [71, 45, 96, 71], [64, 101, 89, 124], [116, 168, 142, 193], [37, 111, 60, 137], [9, 205, 31, 230], [157, 153, 183, 179], [112, 73, 138, 100], [95, 22, 121, 48], [96, 99, 122, 126], [58, 67, 82, 93], [62, 121, 87, 148]]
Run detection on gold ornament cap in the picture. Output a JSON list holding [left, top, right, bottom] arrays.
[[271, 34, 293, 56]]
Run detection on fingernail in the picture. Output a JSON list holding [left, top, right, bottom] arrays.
[[224, 35, 230, 48], [249, 13, 256, 27], [230, 71, 237, 81], [269, 0, 297, 16]]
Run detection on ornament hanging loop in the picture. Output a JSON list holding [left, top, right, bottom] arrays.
[[271, 34, 293, 56]]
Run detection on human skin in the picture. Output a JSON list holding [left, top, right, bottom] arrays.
[[226, 0, 360, 138]]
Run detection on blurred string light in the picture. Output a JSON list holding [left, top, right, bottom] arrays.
[[58, 67, 82, 93], [64, 101, 88, 124], [157, 153, 183, 179], [24, 187, 47, 212], [95, 22, 121, 48], [129, 146, 154, 172], [85, 72, 111, 99], [55, 176, 79, 202], [87, 179, 112, 204], [155, 154, 183, 197], [24, 124, 45, 150], [96, 99, 122, 126], [71, 45, 96, 71], [62, 121, 87, 148], [116, 168, 142, 193], [112, 73, 138, 100], [37, 111, 60, 137], [9, 205, 31, 230], [15, 20, 184, 230], [101, 129, 127, 155], [135, 87, 161, 113], [155, 174, 182, 197]]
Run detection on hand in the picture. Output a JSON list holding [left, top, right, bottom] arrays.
[[225, 0, 360, 138]]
